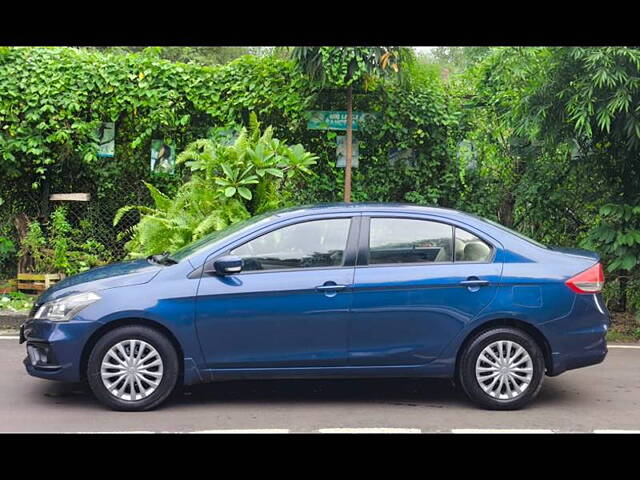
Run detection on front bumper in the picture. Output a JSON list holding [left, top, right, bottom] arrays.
[[21, 318, 98, 383]]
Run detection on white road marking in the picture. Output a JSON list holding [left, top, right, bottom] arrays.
[[593, 430, 640, 434], [192, 429, 290, 434], [608, 345, 640, 349], [0, 336, 19, 340], [318, 428, 421, 434], [452, 429, 554, 434], [19, 428, 640, 434], [57, 431, 155, 434]]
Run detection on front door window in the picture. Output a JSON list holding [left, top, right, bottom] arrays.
[[231, 218, 351, 271]]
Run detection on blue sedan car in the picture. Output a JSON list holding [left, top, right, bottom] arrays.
[[21, 203, 609, 411]]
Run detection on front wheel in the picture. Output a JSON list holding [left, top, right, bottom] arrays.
[[86, 325, 179, 411], [458, 327, 545, 410]]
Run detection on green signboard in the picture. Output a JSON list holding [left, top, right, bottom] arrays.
[[306, 110, 376, 131]]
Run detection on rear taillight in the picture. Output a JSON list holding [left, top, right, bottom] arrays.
[[565, 263, 605, 294]]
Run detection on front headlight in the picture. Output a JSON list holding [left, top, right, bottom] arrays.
[[34, 292, 101, 322]]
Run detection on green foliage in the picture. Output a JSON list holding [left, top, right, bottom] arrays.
[[0, 47, 311, 197], [294, 59, 461, 206], [18, 207, 111, 275], [0, 236, 16, 266], [290, 47, 411, 88], [49, 207, 73, 274], [429, 47, 492, 73], [0, 291, 35, 313], [583, 204, 640, 273], [0, 47, 315, 269], [19, 221, 50, 273], [84, 46, 259, 67], [523, 47, 640, 148], [116, 117, 317, 257]]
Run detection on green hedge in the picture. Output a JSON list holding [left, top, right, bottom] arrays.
[[0, 47, 461, 211]]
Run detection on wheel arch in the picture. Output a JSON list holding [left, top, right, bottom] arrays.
[[80, 317, 185, 384], [453, 318, 553, 380]]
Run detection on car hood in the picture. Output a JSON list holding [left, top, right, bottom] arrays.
[[36, 259, 163, 305]]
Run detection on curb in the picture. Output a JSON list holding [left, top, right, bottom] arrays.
[[0, 311, 27, 329]]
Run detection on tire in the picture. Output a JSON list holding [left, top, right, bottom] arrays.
[[458, 327, 545, 410], [86, 325, 179, 411]]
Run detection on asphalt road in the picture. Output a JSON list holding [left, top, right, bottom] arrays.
[[1, 337, 639, 433]]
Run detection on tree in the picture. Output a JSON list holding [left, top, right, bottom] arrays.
[[290, 47, 411, 202], [453, 47, 552, 229], [430, 47, 491, 73], [517, 47, 640, 311]]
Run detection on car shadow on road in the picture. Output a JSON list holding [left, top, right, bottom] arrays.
[[176, 377, 467, 408], [36, 376, 575, 411]]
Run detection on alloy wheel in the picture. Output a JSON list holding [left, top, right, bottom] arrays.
[[475, 340, 533, 400], [100, 339, 164, 401]]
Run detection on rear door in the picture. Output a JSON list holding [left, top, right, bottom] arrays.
[[349, 215, 502, 366]]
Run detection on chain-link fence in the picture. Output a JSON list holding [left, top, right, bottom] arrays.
[[59, 181, 151, 261], [0, 174, 154, 277]]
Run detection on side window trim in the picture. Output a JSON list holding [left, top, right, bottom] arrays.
[[214, 215, 360, 275], [356, 216, 370, 266], [343, 215, 362, 267], [358, 215, 497, 267]]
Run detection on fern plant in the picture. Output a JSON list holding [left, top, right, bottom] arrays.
[[115, 114, 318, 258]]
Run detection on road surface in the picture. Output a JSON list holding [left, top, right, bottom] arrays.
[[0, 337, 638, 433]]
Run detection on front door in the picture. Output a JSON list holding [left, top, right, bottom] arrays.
[[349, 216, 502, 366], [195, 215, 359, 369]]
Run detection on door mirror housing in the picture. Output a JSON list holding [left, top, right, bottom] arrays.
[[206, 255, 243, 276]]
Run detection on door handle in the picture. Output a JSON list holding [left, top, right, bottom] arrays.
[[315, 284, 348, 291], [459, 279, 489, 287]]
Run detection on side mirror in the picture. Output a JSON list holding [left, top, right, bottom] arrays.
[[205, 255, 243, 276]]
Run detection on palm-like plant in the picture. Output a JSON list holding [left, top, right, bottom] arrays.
[[114, 114, 317, 257], [215, 164, 259, 200], [282, 144, 317, 178], [290, 46, 411, 202]]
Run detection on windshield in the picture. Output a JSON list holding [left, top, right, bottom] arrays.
[[480, 216, 548, 249], [169, 212, 275, 262]]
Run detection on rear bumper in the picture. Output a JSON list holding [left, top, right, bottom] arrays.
[[542, 293, 610, 377], [547, 333, 608, 376]]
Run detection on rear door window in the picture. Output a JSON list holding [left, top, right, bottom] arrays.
[[368, 218, 453, 265]]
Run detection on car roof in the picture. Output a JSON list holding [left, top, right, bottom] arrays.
[[269, 202, 476, 221]]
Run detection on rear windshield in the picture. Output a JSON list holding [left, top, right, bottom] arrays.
[[480, 217, 548, 249]]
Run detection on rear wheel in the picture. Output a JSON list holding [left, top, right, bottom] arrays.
[[86, 325, 179, 411], [458, 327, 545, 410]]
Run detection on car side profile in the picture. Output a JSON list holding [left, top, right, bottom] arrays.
[[21, 203, 609, 411]]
